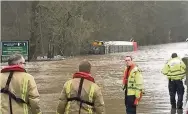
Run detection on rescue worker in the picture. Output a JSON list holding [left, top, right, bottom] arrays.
[[122, 56, 144, 114], [56, 60, 105, 114], [0, 54, 42, 114], [162, 53, 186, 109]]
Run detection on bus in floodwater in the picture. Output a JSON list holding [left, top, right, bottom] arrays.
[[89, 40, 137, 54]]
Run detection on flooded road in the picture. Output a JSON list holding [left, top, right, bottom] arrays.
[[4, 42, 188, 114]]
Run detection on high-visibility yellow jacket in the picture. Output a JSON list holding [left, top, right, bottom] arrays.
[[123, 64, 144, 103], [162, 57, 186, 80], [56, 72, 105, 114], [0, 66, 42, 114]]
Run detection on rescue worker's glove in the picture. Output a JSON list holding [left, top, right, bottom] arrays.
[[134, 92, 143, 105], [134, 98, 139, 105]]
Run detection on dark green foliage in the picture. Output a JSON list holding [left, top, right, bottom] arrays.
[[2, 1, 188, 59]]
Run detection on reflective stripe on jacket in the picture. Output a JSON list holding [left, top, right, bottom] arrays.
[[56, 78, 105, 114], [123, 65, 144, 99], [0, 72, 42, 114], [65, 79, 95, 114], [162, 57, 186, 80]]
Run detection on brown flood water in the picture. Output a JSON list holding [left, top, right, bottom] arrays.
[[2, 42, 188, 114]]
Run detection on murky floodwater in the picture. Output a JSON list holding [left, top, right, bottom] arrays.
[[2, 42, 188, 114]]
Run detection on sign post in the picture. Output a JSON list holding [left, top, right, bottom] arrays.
[[1, 41, 29, 62]]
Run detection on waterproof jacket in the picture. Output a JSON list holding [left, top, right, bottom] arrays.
[[122, 64, 144, 103], [0, 65, 42, 114], [56, 72, 105, 114], [162, 57, 186, 80]]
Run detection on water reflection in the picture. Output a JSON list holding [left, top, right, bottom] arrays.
[[171, 109, 183, 114], [19, 42, 188, 114], [171, 109, 176, 114]]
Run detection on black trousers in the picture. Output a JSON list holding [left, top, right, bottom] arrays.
[[168, 80, 184, 108], [125, 94, 136, 114]]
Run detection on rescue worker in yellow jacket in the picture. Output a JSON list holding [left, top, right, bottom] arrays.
[[56, 60, 105, 114], [162, 53, 186, 109], [0, 54, 42, 114], [122, 56, 143, 114]]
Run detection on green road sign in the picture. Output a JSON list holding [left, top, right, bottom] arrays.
[[1, 41, 29, 62]]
